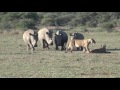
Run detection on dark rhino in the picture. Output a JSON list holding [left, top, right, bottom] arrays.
[[54, 30, 68, 50], [38, 28, 53, 49], [69, 32, 84, 40], [23, 29, 38, 51], [69, 32, 84, 50]]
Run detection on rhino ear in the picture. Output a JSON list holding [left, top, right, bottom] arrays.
[[69, 33, 72, 36], [35, 33, 38, 36], [29, 33, 33, 36], [51, 31, 53, 33]]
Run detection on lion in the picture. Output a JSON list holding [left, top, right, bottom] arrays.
[[90, 44, 111, 53], [65, 38, 96, 53]]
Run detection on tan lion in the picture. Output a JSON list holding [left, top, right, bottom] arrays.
[[65, 38, 96, 53]]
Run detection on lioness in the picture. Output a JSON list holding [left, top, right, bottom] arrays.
[[91, 44, 106, 53], [65, 38, 96, 53], [91, 44, 111, 53]]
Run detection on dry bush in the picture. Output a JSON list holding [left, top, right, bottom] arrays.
[[0, 29, 24, 35]]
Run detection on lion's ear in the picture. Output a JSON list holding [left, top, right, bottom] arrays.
[[90, 38, 93, 40], [88, 39, 91, 42], [103, 44, 106, 47]]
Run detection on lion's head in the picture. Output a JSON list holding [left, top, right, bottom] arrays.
[[101, 44, 106, 48], [89, 38, 96, 44]]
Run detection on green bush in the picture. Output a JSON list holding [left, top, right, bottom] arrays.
[[0, 12, 120, 31], [86, 21, 97, 27], [20, 12, 39, 21], [68, 18, 80, 26], [43, 13, 57, 18], [41, 18, 55, 26], [1, 12, 20, 21], [102, 22, 114, 29], [55, 15, 74, 26], [116, 20, 120, 26], [16, 19, 36, 29], [81, 27, 88, 32], [0, 21, 14, 29], [101, 22, 114, 32]]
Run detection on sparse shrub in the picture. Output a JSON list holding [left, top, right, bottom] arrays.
[[116, 20, 120, 26], [0, 21, 14, 29], [81, 27, 88, 32], [101, 22, 115, 32], [20, 12, 39, 21], [86, 21, 97, 27], [41, 18, 55, 26], [55, 15, 73, 26], [101, 22, 114, 29], [1, 12, 20, 21], [111, 20, 117, 27], [68, 18, 80, 26], [43, 13, 57, 18], [0, 12, 120, 33], [16, 19, 36, 29]]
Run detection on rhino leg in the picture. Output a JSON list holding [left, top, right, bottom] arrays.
[[28, 41, 35, 51], [27, 44, 30, 50], [55, 44, 59, 50], [61, 42, 66, 51], [80, 46, 83, 51], [61, 45, 64, 51], [44, 40, 49, 49], [43, 40, 46, 49], [40, 39, 45, 49], [30, 44, 35, 51], [64, 42, 67, 50], [76, 47, 80, 51], [70, 46, 74, 53]]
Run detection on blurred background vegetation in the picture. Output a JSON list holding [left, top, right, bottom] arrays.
[[0, 12, 120, 32]]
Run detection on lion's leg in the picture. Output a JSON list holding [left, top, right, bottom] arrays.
[[65, 43, 69, 53], [86, 45, 90, 53], [70, 46, 74, 53], [65, 47, 68, 53], [82, 46, 86, 53], [87, 45, 92, 53], [83, 47, 86, 53]]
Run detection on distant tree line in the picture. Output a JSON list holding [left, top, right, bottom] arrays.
[[0, 12, 120, 30]]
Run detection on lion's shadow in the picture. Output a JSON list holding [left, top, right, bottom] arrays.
[[107, 48, 120, 51]]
